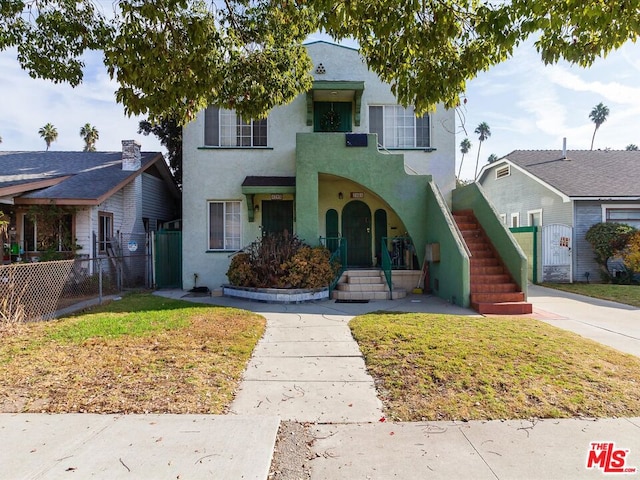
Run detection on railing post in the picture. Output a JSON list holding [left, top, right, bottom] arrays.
[[98, 259, 103, 305]]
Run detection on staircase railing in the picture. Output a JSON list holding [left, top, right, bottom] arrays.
[[380, 238, 393, 296], [320, 237, 347, 296]]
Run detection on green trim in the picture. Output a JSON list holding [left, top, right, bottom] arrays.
[[241, 186, 296, 195], [198, 146, 274, 150], [244, 193, 255, 222], [312, 81, 365, 91], [510, 226, 536, 233], [306, 81, 365, 127]]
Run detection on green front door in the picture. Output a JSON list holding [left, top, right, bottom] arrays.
[[262, 200, 294, 236], [342, 200, 371, 267], [314, 102, 352, 132]]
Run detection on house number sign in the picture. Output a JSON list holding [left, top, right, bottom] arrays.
[[350, 192, 364, 198], [271, 194, 283, 200]]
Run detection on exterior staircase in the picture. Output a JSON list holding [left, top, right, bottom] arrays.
[[453, 210, 533, 315], [332, 269, 407, 301]]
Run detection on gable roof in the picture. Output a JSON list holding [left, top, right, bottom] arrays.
[[481, 150, 640, 198], [0, 150, 174, 205]]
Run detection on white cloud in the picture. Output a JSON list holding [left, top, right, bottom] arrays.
[[0, 49, 163, 153]]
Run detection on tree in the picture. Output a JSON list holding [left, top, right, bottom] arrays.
[[585, 222, 637, 282], [487, 153, 498, 163], [458, 137, 471, 179], [2, 1, 640, 124], [79, 123, 99, 151], [138, 118, 183, 187], [626, 144, 638, 151], [589, 102, 609, 150], [38, 123, 58, 151], [474, 122, 491, 178]]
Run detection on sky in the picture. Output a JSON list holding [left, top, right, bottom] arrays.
[[1, 35, 639, 182]]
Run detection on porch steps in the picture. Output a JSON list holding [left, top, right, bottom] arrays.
[[332, 269, 407, 301], [454, 210, 533, 315]]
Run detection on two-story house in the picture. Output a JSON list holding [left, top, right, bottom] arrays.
[[182, 41, 530, 313]]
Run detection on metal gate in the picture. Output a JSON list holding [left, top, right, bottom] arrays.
[[542, 224, 572, 283], [154, 230, 182, 288]]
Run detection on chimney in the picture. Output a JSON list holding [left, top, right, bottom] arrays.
[[122, 140, 141, 171], [562, 137, 567, 159]]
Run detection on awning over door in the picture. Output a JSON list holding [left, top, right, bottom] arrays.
[[241, 176, 296, 222]]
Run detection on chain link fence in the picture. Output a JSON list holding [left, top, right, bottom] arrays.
[[0, 253, 151, 324]]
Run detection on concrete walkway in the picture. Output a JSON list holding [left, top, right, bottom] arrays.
[[3, 288, 640, 479]]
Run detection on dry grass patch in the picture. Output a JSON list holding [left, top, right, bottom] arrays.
[[0, 293, 265, 413], [351, 312, 640, 422]]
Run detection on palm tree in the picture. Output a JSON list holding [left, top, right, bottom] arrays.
[[38, 123, 58, 151], [487, 153, 498, 163], [626, 144, 638, 151], [474, 122, 491, 178], [80, 123, 99, 151], [589, 102, 609, 150], [458, 137, 471, 179]]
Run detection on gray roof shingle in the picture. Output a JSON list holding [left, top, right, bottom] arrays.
[[0, 151, 161, 201], [503, 150, 640, 197]]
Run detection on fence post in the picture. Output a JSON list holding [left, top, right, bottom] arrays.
[[98, 259, 103, 305]]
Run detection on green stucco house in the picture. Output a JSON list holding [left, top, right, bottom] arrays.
[[181, 41, 530, 313]]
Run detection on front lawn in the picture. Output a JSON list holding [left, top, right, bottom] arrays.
[[351, 312, 640, 421], [0, 293, 265, 413], [541, 283, 640, 308]]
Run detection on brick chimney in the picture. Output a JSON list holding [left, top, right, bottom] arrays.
[[122, 140, 141, 171]]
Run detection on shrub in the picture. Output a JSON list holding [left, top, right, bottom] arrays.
[[226, 234, 338, 289], [283, 246, 340, 289], [620, 231, 640, 279], [585, 222, 637, 282]]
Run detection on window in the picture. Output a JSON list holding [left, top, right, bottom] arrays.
[[510, 213, 520, 228], [605, 208, 640, 228], [98, 212, 113, 253], [23, 213, 73, 252], [499, 213, 507, 225], [209, 201, 241, 250], [369, 105, 430, 148], [204, 107, 267, 147], [528, 209, 542, 227]]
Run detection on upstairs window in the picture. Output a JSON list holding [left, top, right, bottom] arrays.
[[369, 105, 430, 149], [204, 106, 268, 147], [606, 208, 640, 228]]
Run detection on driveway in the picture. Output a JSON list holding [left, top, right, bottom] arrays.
[[528, 284, 640, 357]]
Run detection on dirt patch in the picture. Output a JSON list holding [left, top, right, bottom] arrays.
[[269, 422, 314, 479]]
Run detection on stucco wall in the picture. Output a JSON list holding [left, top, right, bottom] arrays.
[[181, 41, 457, 289], [479, 163, 573, 227]]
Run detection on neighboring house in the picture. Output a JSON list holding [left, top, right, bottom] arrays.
[[477, 149, 640, 283], [181, 41, 529, 312], [0, 140, 180, 263]]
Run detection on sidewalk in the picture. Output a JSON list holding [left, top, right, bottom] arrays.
[[3, 288, 640, 479]]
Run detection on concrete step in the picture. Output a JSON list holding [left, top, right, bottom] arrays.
[[470, 291, 526, 304], [470, 265, 505, 275], [471, 274, 511, 284], [336, 283, 388, 292], [471, 283, 518, 294], [347, 275, 385, 285], [471, 301, 533, 315]]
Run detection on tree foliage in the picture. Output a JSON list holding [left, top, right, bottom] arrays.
[[626, 144, 639, 151], [474, 121, 491, 178], [585, 222, 637, 281], [38, 122, 58, 151], [138, 118, 182, 187], [2, 1, 640, 123], [458, 137, 471, 179], [79, 123, 99, 151], [589, 102, 610, 150]]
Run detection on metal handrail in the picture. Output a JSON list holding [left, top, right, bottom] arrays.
[[320, 236, 346, 296], [381, 245, 393, 296]]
